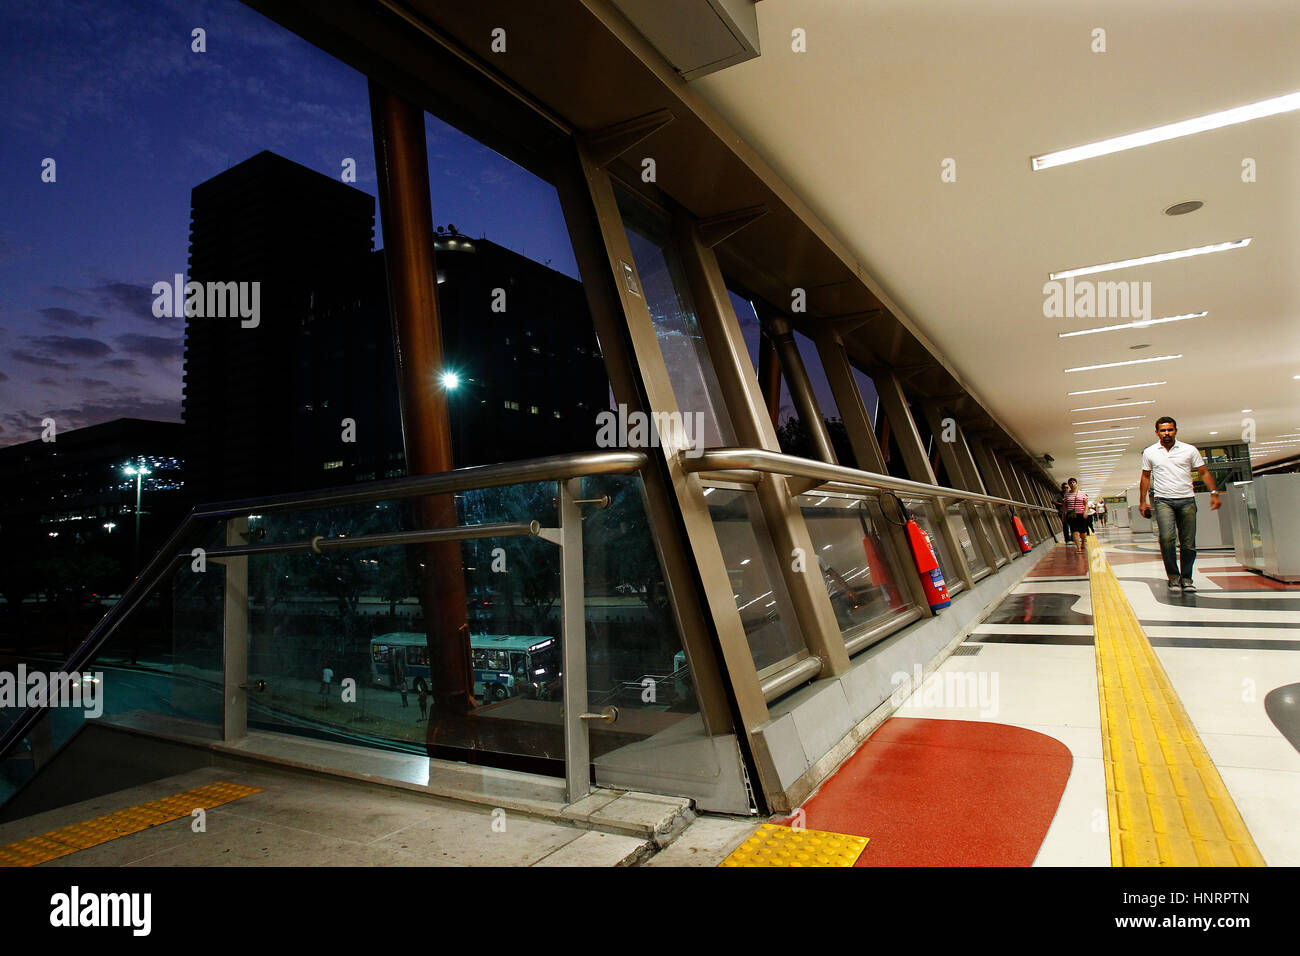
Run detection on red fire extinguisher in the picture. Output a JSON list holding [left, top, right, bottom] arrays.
[[1011, 515, 1032, 554], [905, 516, 950, 611]]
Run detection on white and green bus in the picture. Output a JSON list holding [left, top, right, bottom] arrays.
[[369, 632, 561, 702]]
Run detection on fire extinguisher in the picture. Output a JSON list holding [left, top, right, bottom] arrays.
[[1011, 515, 1032, 554], [904, 513, 950, 611]]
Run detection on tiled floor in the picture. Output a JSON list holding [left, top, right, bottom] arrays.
[[949, 528, 1300, 866]]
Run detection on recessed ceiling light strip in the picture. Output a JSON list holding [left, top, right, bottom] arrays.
[[1031, 91, 1300, 170], [1067, 382, 1166, 396], [1070, 400, 1156, 412], [1066, 355, 1182, 373], [1050, 241, 1250, 280], [1058, 312, 1207, 338]]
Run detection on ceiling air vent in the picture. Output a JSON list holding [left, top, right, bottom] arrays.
[[610, 0, 760, 80]]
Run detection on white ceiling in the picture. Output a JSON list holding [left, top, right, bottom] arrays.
[[693, 0, 1300, 496]]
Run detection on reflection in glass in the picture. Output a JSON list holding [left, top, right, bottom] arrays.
[[904, 499, 961, 582], [704, 487, 805, 677], [947, 503, 989, 575], [619, 196, 735, 451], [798, 494, 912, 641]]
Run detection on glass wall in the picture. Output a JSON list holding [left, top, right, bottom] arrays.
[[796, 492, 917, 648], [701, 486, 807, 679]]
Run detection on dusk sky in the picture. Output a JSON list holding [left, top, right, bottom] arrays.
[[0, 0, 577, 446]]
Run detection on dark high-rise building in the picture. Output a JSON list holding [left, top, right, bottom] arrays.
[[183, 151, 397, 502], [183, 151, 609, 504]]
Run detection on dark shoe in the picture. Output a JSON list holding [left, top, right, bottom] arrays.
[[1168, 575, 1181, 590], [1180, 578, 1196, 591]]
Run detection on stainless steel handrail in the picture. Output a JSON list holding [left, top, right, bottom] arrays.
[[0, 451, 647, 764], [681, 447, 1054, 512]]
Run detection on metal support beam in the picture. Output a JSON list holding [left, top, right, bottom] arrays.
[[762, 311, 837, 465], [874, 371, 973, 590], [815, 331, 887, 473], [370, 80, 474, 716], [949, 421, 1016, 564], [554, 142, 735, 739], [558, 478, 590, 804], [584, 109, 676, 167], [565, 142, 775, 781], [971, 439, 1022, 561], [221, 516, 249, 744], [922, 402, 1000, 576], [676, 218, 852, 680]]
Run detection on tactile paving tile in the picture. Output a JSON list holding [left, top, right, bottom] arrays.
[[0, 781, 263, 867], [720, 823, 869, 867], [1087, 539, 1265, 867]]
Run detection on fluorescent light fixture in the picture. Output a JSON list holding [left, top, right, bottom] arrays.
[[1050, 241, 1250, 280], [1058, 312, 1207, 339], [1074, 427, 1139, 435], [1031, 91, 1300, 170], [1073, 416, 1147, 425], [1068, 382, 1165, 396], [1067, 355, 1182, 374], [1070, 400, 1156, 412]]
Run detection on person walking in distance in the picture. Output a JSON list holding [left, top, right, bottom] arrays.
[[1062, 478, 1089, 553], [1140, 416, 1219, 591]]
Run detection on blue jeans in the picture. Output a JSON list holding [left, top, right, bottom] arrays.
[[1153, 497, 1198, 579]]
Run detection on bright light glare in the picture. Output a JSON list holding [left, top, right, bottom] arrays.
[[1058, 312, 1206, 339], [1066, 355, 1182, 373], [1068, 382, 1165, 396], [1031, 91, 1300, 170], [1050, 241, 1250, 280]]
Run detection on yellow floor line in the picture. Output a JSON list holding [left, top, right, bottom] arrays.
[[721, 823, 869, 867], [0, 781, 262, 867], [1087, 536, 1264, 866]]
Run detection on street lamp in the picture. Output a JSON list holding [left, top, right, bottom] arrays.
[[123, 459, 151, 574]]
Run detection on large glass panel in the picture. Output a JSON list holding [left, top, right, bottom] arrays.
[[241, 475, 694, 768], [948, 502, 990, 576], [797, 492, 914, 642], [702, 487, 806, 678], [618, 192, 735, 450], [903, 498, 962, 584]]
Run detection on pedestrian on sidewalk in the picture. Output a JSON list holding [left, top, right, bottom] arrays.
[[1062, 478, 1089, 553], [320, 663, 334, 709], [1139, 416, 1220, 591]]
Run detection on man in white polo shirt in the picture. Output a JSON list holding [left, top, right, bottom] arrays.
[[1139, 416, 1220, 591]]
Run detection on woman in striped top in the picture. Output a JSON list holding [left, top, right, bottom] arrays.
[[1062, 478, 1089, 553]]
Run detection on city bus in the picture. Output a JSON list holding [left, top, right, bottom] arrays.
[[369, 632, 560, 702]]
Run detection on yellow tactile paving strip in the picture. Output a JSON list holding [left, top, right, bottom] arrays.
[[720, 823, 869, 867], [0, 781, 262, 867], [1087, 537, 1265, 866]]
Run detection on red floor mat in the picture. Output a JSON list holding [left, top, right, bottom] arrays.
[[794, 718, 1072, 866]]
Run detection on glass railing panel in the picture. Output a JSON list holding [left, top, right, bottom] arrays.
[[947, 502, 989, 576], [903, 497, 961, 587], [702, 486, 807, 679], [796, 492, 915, 644]]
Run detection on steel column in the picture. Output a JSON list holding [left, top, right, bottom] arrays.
[[922, 402, 1001, 576], [552, 145, 735, 738], [565, 143, 774, 785], [558, 478, 590, 803], [221, 516, 249, 744], [370, 81, 474, 715], [675, 218, 851, 679], [874, 371, 974, 590]]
